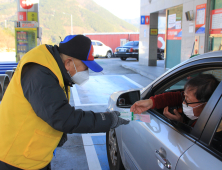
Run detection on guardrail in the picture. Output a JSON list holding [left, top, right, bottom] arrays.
[[0, 62, 18, 65], [0, 82, 2, 102], [0, 70, 15, 80], [0, 74, 10, 101], [0, 62, 17, 101], [0, 67, 17, 71]]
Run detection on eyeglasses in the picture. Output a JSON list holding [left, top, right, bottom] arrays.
[[181, 92, 206, 107]]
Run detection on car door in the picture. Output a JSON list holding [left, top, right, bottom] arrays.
[[121, 66, 222, 170], [176, 81, 222, 170], [121, 112, 195, 170], [96, 41, 106, 56], [92, 41, 99, 57]]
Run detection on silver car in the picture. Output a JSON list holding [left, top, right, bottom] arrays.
[[106, 51, 222, 170]]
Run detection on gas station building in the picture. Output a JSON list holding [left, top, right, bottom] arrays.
[[140, 0, 222, 68]]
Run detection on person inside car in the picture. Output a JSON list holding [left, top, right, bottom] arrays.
[[130, 74, 220, 127]]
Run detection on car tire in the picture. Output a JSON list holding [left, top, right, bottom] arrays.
[[106, 51, 112, 58], [120, 57, 126, 61], [160, 53, 164, 60], [157, 53, 164, 60], [106, 129, 125, 170]]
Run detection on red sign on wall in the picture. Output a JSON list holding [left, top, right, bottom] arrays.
[[167, 29, 182, 40], [20, 0, 33, 9], [145, 16, 150, 25], [195, 4, 206, 33], [210, 8, 222, 34], [18, 12, 26, 21]]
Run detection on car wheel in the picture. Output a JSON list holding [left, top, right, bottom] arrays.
[[106, 51, 112, 58], [106, 129, 125, 170], [120, 57, 126, 61], [161, 53, 164, 60]]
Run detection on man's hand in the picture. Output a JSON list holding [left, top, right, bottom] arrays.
[[109, 111, 130, 129], [163, 106, 182, 122], [130, 99, 153, 114]]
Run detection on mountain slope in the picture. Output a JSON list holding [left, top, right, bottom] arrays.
[[39, 0, 137, 43], [0, 27, 15, 51], [0, 0, 138, 44]]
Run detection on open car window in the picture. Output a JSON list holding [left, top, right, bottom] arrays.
[[164, 69, 222, 92], [202, 69, 222, 81], [146, 68, 222, 134], [164, 74, 194, 92]]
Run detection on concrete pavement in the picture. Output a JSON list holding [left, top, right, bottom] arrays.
[[121, 60, 168, 80]]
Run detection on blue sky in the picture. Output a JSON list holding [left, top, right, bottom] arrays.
[[93, 0, 140, 19]]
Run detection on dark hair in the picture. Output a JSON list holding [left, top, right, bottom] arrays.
[[184, 74, 220, 102]]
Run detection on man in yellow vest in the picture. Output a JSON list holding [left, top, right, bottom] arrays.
[[0, 35, 129, 170]]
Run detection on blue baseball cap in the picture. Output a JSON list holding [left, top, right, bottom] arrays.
[[59, 35, 103, 72]]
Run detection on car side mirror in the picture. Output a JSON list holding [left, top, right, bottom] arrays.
[[116, 90, 140, 108]]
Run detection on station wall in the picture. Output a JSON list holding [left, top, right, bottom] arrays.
[[140, 0, 207, 68]]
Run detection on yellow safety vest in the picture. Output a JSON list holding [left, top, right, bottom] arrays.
[[0, 45, 70, 170]]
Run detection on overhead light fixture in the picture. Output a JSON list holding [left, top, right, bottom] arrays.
[[149, 0, 152, 3]]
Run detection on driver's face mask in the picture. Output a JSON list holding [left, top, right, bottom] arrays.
[[182, 103, 205, 120]]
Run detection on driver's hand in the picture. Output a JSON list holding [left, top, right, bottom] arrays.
[[163, 106, 182, 122], [130, 99, 153, 114]]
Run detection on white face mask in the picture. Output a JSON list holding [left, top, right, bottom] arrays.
[[182, 103, 205, 120], [69, 60, 89, 86]]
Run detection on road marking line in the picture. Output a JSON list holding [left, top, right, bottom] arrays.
[[75, 103, 107, 106], [121, 75, 143, 88], [91, 136, 110, 170], [82, 133, 105, 145], [82, 133, 105, 170], [71, 86, 81, 106], [71, 75, 143, 107], [71, 84, 108, 106]]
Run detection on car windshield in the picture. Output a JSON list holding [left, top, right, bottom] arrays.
[[123, 41, 139, 46]]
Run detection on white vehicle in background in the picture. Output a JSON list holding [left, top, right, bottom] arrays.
[[91, 40, 113, 58]]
